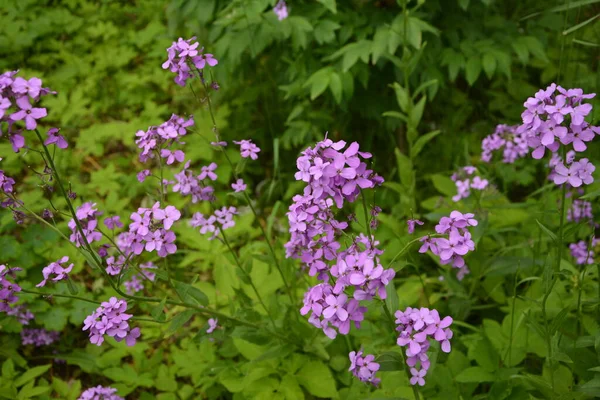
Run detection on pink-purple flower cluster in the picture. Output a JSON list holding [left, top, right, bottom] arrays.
[[348, 350, 380, 386], [21, 328, 59, 346], [68, 202, 102, 247], [82, 297, 140, 346], [0, 71, 60, 152], [395, 307, 453, 386], [0, 264, 22, 314], [481, 124, 529, 163], [170, 161, 217, 203], [568, 199, 593, 224], [123, 262, 157, 294], [451, 166, 489, 202], [78, 386, 124, 400], [569, 239, 597, 265], [190, 206, 238, 240], [36, 256, 73, 287], [273, 0, 289, 20], [287, 138, 389, 338], [126, 202, 180, 257], [519, 84, 599, 187], [419, 211, 477, 279], [162, 37, 218, 86], [7, 304, 34, 325], [135, 114, 193, 165], [0, 158, 15, 198]]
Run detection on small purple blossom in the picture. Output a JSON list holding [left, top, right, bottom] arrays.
[[233, 139, 261, 160], [273, 0, 289, 20], [78, 386, 124, 400], [349, 350, 380, 386], [407, 219, 424, 234], [36, 256, 73, 287], [231, 178, 247, 192], [207, 318, 218, 333]]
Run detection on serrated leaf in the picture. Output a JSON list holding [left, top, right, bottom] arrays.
[[329, 72, 342, 104], [165, 310, 196, 336], [297, 361, 337, 398], [465, 56, 482, 85], [151, 297, 167, 322], [482, 53, 496, 78], [173, 280, 209, 306]]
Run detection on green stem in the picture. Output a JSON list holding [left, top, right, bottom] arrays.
[[21, 288, 100, 304]]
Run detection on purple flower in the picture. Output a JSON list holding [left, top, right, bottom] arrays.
[[234, 139, 261, 160], [10, 96, 47, 130], [231, 178, 247, 192], [21, 328, 59, 347], [553, 163, 582, 187], [43, 127, 68, 149], [198, 163, 218, 181], [273, 0, 289, 20], [11, 77, 42, 98], [78, 386, 124, 400], [407, 219, 424, 234], [104, 216, 123, 229], [349, 350, 380, 386], [36, 256, 74, 287], [207, 318, 218, 333], [410, 368, 426, 386], [82, 297, 139, 347]]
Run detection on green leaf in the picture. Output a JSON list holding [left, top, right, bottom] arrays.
[[455, 367, 496, 383], [279, 375, 304, 400], [458, 0, 470, 9], [371, 27, 389, 64], [512, 40, 529, 64], [66, 277, 79, 295], [14, 365, 51, 387], [465, 55, 482, 85], [535, 220, 557, 243], [580, 189, 600, 199], [329, 72, 342, 104], [376, 352, 404, 371], [409, 96, 426, 127], [391, 83, 410, 112], [151, 297, 167, 322], [382, 111, 408, 122], [304, 67, 332, 101], [297, 361, 337, 398], [395, 149, 414, 190], [411, 130, 441, 159], [316, 0, 337, 13], [482, 53, 496, 79], [17, 382, 50, 399], [431, 174, 456, 197], [385, 281, 399, 317], [165, 310, 196, 336], [173, 280, 209, 306]]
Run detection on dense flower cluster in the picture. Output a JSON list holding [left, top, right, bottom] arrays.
[[69, 202, 102, 247], [419, 211, 477, 280], [0, 71, 60, 152], [162, 37, 218, 86], [124, 262, 157, 294], [287, 138, 389, 338], [170, 161, 217, 203], [569, 239, 597, 265], [190, 206, 238, 240], [36, 256, 74, 287], [126, 202, 181, 257], [568, 199, 593, 223], [135, 114, 193, 164], [78, 386, 124, 400], [0, 264, 22, 313], [273, 0, 289, 20], [481, 124, 529, 163], [518, 84, 599, 187], [7, 304, 34, 324], [21, 328, 59, 346], [82, 297, 140, 346], [395, 307, 453, 386], [451, 166, 489, 202], [349, 350, 380, 386]]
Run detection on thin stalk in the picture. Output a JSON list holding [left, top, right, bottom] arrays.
[[21, 288, 100, 305]]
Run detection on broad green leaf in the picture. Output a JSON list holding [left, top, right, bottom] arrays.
[[394, 149, 414, 190], [165, 310, 196, 336], [329, 72, 343, 104], [279, 375, 304, 400], [376, 352, 404, 371], [465, 55, 482, 85], [482, 53, 496, 79], [14, 365, 51, 387], [173, 280, 209, 306], [371, 27, 389, 63], [431, 174, 456, 197], [297, 361, 337, 398], [391, 83, 410, 112], [317, 0, 337, 13], [455, 366, 496, 382]]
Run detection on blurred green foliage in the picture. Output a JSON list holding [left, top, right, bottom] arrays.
[[1, 0, 600, 399]]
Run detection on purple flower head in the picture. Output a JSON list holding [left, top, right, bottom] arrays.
[[44, 128, 68, 149], [234, 139, 261, 160], [82, 297, 139, 347], [349, 350, 380, 386], [36, 256, 74, 287], [163, 37, 218, 86], [407, 219, 424, 234], [207, 318, 218, 333], [231, 178, 247, 192], [273, 1, 289, 20], [10, 96, 47, 130], [78, 386, 124, 400], [21, 328, 59, 347]]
